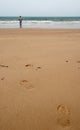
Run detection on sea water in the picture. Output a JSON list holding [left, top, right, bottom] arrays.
[[0, 16, 80, 29]]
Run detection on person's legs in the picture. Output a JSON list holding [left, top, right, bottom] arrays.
[[20, 22, 22, 28]]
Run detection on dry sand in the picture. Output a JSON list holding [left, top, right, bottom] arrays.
[[0, 29, 80, 130]]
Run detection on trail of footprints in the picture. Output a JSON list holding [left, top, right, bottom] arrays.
[[0, 60, 80, 90], [65, 60, 80, 69], [0, 62, 79, 127], [19, 64, 42, 89], [0, 63, 42, 82], [25, 64, 42, 70]]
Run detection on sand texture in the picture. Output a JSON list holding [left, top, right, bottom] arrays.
[[0, 29, 80, 130]]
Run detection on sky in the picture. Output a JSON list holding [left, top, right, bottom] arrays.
[[0, 0, 80, 16]]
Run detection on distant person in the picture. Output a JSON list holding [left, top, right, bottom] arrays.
[[18, 16, 23, 28]]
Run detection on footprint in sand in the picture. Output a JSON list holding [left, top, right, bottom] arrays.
[[1, 77, 5, 80], [36, 66, 42, 70], [25, 64, 42, 71], [77, 61, 80, 63], [20, 80, 34, 89], [0, 64, 8, 68], [76, 61, 80, 69], [65, 60, 69, 63], [56, 104, 71, 127], [25, 64, 33, 68]]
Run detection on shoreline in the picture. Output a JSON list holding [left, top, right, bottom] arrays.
[[0, 16, 80, 29], [0, 28, 80, 34]]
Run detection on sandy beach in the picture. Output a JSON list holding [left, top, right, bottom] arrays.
[[0, 28, 80, 130]]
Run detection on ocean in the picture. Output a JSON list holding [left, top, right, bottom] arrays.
[[0, 16, 80, 29]]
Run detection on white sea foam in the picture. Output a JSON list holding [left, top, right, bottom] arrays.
[[0, 20, 80, 28]]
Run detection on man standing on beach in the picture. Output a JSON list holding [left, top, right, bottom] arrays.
[[18, 16, 23, 28]]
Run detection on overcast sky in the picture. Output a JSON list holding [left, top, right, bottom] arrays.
[[0, 0, 80, 16]]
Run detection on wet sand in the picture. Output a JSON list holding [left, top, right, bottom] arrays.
[[0, 29, 80, 130]]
